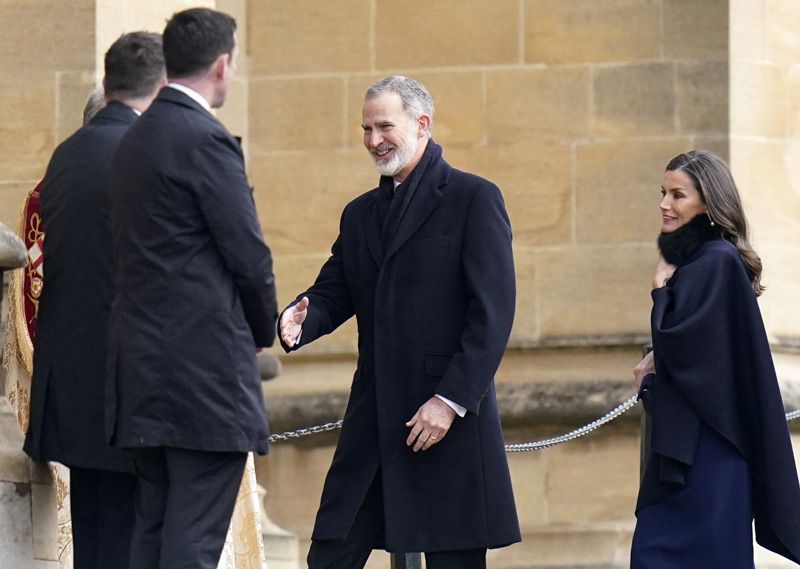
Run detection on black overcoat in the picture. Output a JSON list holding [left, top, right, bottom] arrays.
[[637, 238, 800, 562], [282, 142, 521, 552], [24, 102, 137, 472], [107, 87, 277, 454]]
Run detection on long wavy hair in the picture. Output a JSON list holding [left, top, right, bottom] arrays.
[[666, 149, 764, 296]]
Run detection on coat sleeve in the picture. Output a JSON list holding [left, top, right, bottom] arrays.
[[280, 212, 355, 353], [434, 182, 515, 415], [192, 133, 278, 347]]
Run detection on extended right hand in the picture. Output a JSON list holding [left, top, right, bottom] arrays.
[[280, 296, 309, 347]]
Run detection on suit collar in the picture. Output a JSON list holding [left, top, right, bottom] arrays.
[[91, 101, 138, 125], [166, 82, 211, 111], [157, 86, 214, 116]]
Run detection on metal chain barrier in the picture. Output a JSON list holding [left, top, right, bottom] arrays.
[[503, 394, 639, 452], [268, 397, 800, 449]]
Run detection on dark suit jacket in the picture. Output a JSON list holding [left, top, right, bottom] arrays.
[[24, 102, 137, 472], [107, 87, 277, 454], [282, 141, 521, 552]]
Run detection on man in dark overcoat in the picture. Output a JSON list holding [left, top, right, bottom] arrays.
[[107, 9, 278, 569], [23, 32, 166, 569], [280, 76, 520, 569]]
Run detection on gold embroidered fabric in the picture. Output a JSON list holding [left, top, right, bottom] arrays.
[[2, 189, 267, 569]]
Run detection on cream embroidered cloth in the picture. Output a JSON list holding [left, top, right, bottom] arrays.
[[2, 190, 266, 569]]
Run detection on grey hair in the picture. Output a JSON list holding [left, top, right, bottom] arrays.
[[365, 75, 434, 134], [82, 86, 106, 125]]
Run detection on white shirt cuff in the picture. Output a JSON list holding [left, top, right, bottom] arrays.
[[435, 394, 466, 417]]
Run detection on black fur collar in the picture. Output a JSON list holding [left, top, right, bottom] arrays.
[[658, 213, 721, 265]]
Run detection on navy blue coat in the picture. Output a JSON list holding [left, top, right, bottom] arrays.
[[24, 102, 137, 472], [107, 87, 277, 454], [282, 142, 521, 552], [637, 238, 800, 562]]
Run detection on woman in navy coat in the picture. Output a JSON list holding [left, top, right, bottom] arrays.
[[631, 150, 800, 567]]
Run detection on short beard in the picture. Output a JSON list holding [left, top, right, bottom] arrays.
[[371, 133, 418, 177]]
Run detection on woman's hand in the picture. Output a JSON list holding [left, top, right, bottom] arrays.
[[633, 351, 655, 392], [652, 255, 677, 289]]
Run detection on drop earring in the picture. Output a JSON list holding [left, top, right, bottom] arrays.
[[707, 212, 716, 227]]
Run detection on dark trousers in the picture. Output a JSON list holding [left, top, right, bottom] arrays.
[[130, 447, 247, 569], [307, 471, 487, 569], [70, 467, 137, 569]]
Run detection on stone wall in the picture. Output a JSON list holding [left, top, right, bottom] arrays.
[[729, 0, 800, 343], [1, 1, 799, 568], [246, 0, 730, 355]]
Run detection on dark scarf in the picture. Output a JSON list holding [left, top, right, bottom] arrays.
[[657, 213, 721, 266], [378, 139, 441, 245]]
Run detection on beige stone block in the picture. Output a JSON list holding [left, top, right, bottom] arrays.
[[663, 0, 728, 60], [122, 0, 211, 29], [57, 72, 97, 144], [509, 249, 539, 345], [446, 142, 573, 247], [691, 136, 729, 163], [249, 77, 345, 153], [677, 61, 728, 134], [507, 450, 548, 527], [249, 0, 370, 75], [730, 0, 767, 61], [731, 61, 789, 138], [535, 245, 655, 339], [249, 148, 375, 256], [216, 75, 249, 148], [547, 432, 640, 524], [494, 526, 633, 567], [575, 138, 693, 244], [0, 1, 94, 74], [257, 445, 335, 538], [0, 184, 35, 233], [765, 1, 800, 63], [789, 66, 800, 140], [593, 63, 675, 137], [0, 76, 55, 182], [375, 0, 518, 68], [486, 67, 591, 142], [265, 356, 358, 397], [496, 346, 646, 384], [524, 0, 661, 64], [269, 254, 359, 356], [757, 243, 800, 340], [729, 138, 800, 245], [52, 1, 95, 68]]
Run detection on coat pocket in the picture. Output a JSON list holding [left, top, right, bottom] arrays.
[[424, 352, 452, 377]]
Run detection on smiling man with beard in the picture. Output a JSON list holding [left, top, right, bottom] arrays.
[[279, 75, 520, 569]]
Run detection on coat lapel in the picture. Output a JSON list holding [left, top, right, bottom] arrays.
[[365, 193, 384, 267], [384, 157, 450, 262]]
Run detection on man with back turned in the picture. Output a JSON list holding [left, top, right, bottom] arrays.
[[108, 8, 278, 569], [279, 75, 520, 569], [23, 32, 165, 569]]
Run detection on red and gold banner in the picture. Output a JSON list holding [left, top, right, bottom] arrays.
[[10, 181, 44, 375]]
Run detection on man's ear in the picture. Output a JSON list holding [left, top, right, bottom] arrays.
[[212, 53, 228, 79], [418, 114, 431, 137]]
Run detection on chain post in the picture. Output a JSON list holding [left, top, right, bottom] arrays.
[[640, 344, 653, 477], [390, 552, 422, 569]]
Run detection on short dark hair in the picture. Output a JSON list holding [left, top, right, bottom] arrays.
[[163, 8, 237, 79], [104, 32, 165, 99]]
